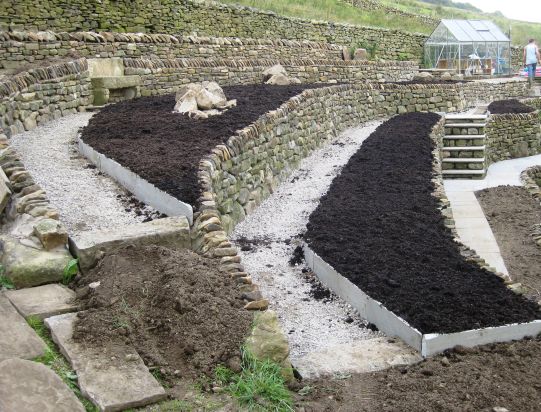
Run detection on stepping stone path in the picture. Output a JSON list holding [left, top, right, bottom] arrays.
[[0, 358, 85, 412], [0, 294, 47, 361], [45, 312, 166, 412], [6, 283, 77, 319]]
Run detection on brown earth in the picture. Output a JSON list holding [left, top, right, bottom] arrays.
[[71, 245, 253, 380], [488, 99, 535, 114], [476, 185, 541, 303], [297, 337, 541, 412]]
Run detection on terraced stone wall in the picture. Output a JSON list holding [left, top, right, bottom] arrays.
[[2, 0, 425, 61], [0, 31, 343, 72], [486, 112, 541, 163], [123, 58, 419, 94], [346, 0, 439, 27], [0, 59, 91, 138], [462, 80, 529, 106]]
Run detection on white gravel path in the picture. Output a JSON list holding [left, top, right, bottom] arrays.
[[232, 121, 386, 363], [9, 113, 159, 234]]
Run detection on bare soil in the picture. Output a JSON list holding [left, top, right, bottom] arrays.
[[71, 245, 253, 380], [488, 99, 535, 114], [305, 112, 541, 334], [297, 337, 541, 412], [80, 85, 322, 206], [476, 185, 541, 302]]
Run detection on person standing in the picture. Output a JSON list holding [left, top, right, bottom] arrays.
[[523, 39, 540, 87]]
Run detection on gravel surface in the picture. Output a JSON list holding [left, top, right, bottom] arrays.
[[9, 113, 160, 234], [232, 121, 384, 363]]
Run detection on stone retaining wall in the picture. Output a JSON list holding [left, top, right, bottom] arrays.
[[485, 112, 541, 163], [462, 79, 528, 106], [520, 166, 541, 251], [0, 59, 91, 138], [3, 0, 426, 62], [124, 57, 419, 94], [346, 0, 439, 27], [0, 31, 343, 71]]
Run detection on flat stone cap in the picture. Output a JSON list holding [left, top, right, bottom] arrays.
[[91, 76, 141, 89]]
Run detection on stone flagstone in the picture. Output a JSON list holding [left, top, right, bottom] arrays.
[[0, 294, 47, 361], [6, 284, 77, 319], [0, 358, 85, 412], [45, 313, 166, 412]]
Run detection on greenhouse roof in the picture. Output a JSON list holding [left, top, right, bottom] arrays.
[[436, 20, 509, 42]]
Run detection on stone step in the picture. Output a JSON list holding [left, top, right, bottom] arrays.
[[5, 284, 77, 320], [0, 358, 85, 412], [445, 123, 486, 128], [445, 114, 487, 119], [0, 294, 47, 361], [442, 157, 485, 163], [442, 146, 485, 151], [442, 169, 486, 176], [45, 313, 166, 412], [443, 134, 486, 139], [69, 216, 190, 271]]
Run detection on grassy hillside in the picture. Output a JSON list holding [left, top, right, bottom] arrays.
[[220, 0, 541, 45]]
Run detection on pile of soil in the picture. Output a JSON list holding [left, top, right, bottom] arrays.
[[488, 99, 535, 114], [477, 185, 541, 302], [305, 112, 541, 334], [298, 337, 541, 411], [72, 245, 253, 379], [81, 84, 322, 206]]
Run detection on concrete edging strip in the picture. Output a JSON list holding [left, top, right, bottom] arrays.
[[77, 135, 193, 224], [303, 244, 541, 356]]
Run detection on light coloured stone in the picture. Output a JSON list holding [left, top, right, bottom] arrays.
[[0, 294, 46, 361], [0, 358, 85, 412], [69, 216, 190, 271], [6, 284, 76, 319], [88, 57, 124, 77], [353, 48, 368, 60], [262, 64, 287, 80], [45, 313, 166, 412], [33, 218, 68, 250], [0, 175, 11, 214]]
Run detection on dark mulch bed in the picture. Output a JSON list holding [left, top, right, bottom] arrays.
[[305, 112, 540, 334], [80, 84, 322, 206], [488, 99, 535, 114]]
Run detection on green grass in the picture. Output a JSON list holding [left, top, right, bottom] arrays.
[[27, 316, 99, 412], [0, 275, 14, 289], [62, 258, 79, 285], [215, 350, 293, 412]]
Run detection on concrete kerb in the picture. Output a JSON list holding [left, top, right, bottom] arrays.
[[77, 135, 193, 224]]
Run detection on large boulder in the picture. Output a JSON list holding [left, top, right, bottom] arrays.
[[262, 64, 288, 82], [413, 71, 434, 81], [173, 82, 236, 118], [262, 64, 301, 85], [353, 48, 368, 60]]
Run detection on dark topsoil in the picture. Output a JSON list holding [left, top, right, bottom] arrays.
[[477, 185, 541, 302], [488, 99, 535, 114], [71, 245, 253, 379], [305, 112, 540, 334], [297, 337, 541, 412], [80, 84, 321, 206]]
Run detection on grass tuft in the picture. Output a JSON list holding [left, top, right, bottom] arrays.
[[215, 349, 293, 411], [62, 258, 79, 285]]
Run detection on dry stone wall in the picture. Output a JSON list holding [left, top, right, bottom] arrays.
[[2, 0, 425, 61], [0, 31, 343, 71], [0, 59, 91, 138], [485, 112, 541, 163], [345, 0, 439, 27]]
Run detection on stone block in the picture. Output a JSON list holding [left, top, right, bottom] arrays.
[[88, 57, 124, 77], [5, 284, 77, 319], [0, 294, 47, 361], [0, 358, 85, 412], [45, 313, 166, 412], [69, 217, 190, 271], [33, 218, 68, 250], [0, 175, 12, 215], [90, 75, 141, 89]]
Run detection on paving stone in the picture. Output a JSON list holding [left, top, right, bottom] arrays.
[[45, 313, 166, 412], [0, 294, 47, 361], [33, 218, 69, 250], [0, 358, 85, 412], [5, 284, 77, 319], [69, 216, 191, 271], [0, 174, 11, 214]]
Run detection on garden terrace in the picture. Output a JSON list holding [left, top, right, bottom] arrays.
[[304, 112, 540, 334]]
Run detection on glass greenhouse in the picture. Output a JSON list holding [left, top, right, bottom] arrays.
[[424, 19, 511, 76]]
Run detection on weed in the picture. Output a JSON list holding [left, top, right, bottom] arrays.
[[27, 316, 98, 412], [0, 275, 14, 289], [215, 349, 293, 411], [62, 258, 79, 285]]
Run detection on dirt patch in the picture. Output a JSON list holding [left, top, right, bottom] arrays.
[[305, 112, 541, 334], [297, 337, 541, 412], [476, 185, 541, 302], [80, 84, 322, 206], [488, 99, 535, 114], [72, 245, 253, 380]]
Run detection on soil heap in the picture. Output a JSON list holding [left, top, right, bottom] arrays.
[[488, 99, 535, 114]]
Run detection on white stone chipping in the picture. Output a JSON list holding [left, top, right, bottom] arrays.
[[9, 113, 159, 234]]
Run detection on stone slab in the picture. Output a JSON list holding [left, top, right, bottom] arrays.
[[88, 58, 124, 78], [0, 294, 47, 361], [45, 313, 166, 412], [0, 358, 85, 412], [0, 174, 11, 214], [69, 216, 191, 271], [5, 284, 77, 319], [91, 76, 141, 89]]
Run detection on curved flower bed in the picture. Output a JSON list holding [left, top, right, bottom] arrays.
[[305, 112, 541, 334]]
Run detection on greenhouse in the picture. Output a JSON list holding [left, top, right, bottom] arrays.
[[424, 19, 511, 76]]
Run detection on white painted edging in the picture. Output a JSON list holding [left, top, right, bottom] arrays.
[[77, 135, 193, 224], [303, 244, 541, 357]]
